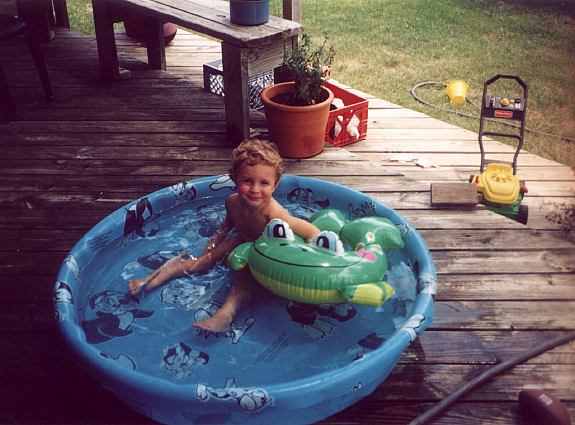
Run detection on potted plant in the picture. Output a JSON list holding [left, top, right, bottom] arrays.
[[261, 33, 336, 158], [229, 0, 270, 26]]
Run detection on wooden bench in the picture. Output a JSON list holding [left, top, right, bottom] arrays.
[[91, 0, 302, 144]]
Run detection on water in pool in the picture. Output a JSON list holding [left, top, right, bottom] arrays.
[[77, 194, 418, 387]]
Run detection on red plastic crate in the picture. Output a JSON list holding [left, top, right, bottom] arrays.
[[324, 81, 369, 147]]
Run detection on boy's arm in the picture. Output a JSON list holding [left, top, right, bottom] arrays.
[[272, 205, 320, 242], [287, 216, 320, 242]]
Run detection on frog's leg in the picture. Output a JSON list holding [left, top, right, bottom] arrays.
[[227, 242, 252, 271], [341, 281, 395, 306], [309, 209, 347, 233]]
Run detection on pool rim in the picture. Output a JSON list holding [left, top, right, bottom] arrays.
[[54, 174, 436, 410]]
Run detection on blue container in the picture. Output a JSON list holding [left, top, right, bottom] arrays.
[[54, 175, 436, 425], [230, 0, 269, 25]]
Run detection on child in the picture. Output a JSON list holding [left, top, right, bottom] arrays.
[[128, 139, 320, 332]]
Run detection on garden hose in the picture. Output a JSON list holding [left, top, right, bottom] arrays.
[[410, 81, 575, 143], [407, 331, 575, 425]]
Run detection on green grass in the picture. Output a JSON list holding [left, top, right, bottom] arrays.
[[66, 0, 95, 34], [66, 0, 575, 166]]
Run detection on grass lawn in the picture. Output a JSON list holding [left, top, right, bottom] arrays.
[[66, 0, 575, 166]]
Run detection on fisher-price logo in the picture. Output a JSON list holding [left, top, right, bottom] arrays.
[[494, 109, 514, 119]]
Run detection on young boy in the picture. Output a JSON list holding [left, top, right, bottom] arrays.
[[128, 139, 320, 332]]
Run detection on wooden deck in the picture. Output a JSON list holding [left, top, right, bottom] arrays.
[[1, 25, 575, 424]]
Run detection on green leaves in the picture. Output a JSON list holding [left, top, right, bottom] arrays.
[[284, 33, 335, 105]]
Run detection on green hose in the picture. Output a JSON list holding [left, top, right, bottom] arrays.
[[408, 331, 575, 425]]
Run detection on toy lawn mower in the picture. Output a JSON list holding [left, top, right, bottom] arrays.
[[470, 74, 529, 225]]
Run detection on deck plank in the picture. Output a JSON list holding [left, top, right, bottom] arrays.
[[0, 24, 573, 425]]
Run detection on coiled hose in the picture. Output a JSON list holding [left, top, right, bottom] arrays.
[[410, 81, 575, 143]]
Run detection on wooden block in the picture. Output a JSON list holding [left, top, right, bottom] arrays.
[[431, 183, 479, 207]]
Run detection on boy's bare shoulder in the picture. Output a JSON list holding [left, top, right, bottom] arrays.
[[225, 193, 239, 207]]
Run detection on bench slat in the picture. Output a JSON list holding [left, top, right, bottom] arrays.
[[122, 0, 301, 47]]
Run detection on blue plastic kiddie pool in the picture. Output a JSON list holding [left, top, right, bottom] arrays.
[[54, 175, 436, 424]]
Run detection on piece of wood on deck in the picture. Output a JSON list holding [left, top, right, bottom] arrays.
[[430, 182, 480, 207]]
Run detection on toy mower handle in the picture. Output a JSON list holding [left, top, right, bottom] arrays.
[[483, 74, 528, 98], [479, 74, 529, 175]]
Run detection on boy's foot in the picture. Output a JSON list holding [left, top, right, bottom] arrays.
[[193, 309, 234, 333], [128, 278, 148, 296]]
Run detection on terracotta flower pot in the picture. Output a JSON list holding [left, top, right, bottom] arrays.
[[261, 82, 334, 159], [124, 18, 178, 44]]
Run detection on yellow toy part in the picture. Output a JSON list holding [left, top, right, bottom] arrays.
[[473, 163, 520, 205], [341, 282, 395, 307]]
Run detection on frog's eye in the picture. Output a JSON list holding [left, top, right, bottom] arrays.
[[312, 231, 344, 255], [263, 219, 295, 240]]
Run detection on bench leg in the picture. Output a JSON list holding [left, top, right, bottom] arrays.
[[145, 17, 166, 70], [222, 42, 250, 145], [0, 64, 16, 122], [92, 0, 126, 81], [25, 23, 53, 100], [52, 0, 70, 28]]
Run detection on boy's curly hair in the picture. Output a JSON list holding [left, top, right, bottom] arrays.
[[230, 139, 284, 182]]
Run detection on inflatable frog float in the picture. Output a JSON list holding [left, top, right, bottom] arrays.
[[227, 209, 405, 307]]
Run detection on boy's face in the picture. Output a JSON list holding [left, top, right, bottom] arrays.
[[235, 163, 279, 208]]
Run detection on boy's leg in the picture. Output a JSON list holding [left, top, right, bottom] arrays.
[[129, 236, 244, 295], [193, 269, 254, 333], [128, 255, 194, 295]]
